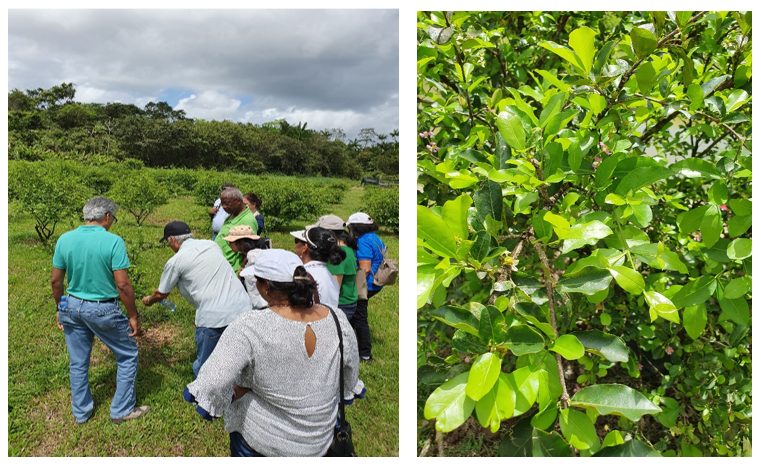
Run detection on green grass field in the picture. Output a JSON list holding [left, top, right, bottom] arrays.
[[7, 185, 398, 456]]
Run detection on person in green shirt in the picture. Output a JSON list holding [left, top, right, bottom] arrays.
[[214, 188, 258, 272], [313, 214, 358, 320]]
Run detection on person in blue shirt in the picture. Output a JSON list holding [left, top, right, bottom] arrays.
[[346, 212, 386, 362]]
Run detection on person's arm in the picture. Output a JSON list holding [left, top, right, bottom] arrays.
[[114, 269, 141, 337], [186, 318, 255, 417], [358, 259, 372, 273], [142, 290, 169, 306], [334, 274, 344, 286], [51, 268, 66, 330]]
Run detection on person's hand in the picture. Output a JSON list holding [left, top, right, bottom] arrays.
[[141, 295, 153, 306], [55, 312, 63, 330], [128, 316, 142, 337]]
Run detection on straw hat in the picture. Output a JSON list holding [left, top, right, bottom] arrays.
[[223, 225, 260, 242]]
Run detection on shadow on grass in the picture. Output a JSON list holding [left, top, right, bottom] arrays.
[[89, 321, 196, 415]]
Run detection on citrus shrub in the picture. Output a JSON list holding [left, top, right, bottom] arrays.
[[363, 186, 400, 232], [108, 172, 169, 226], [417, 11, 751, 457]]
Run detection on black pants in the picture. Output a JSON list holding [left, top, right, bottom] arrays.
[[351, 289, 380, 359]]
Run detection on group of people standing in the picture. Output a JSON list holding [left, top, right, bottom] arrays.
[[51, 187, 389, 456]]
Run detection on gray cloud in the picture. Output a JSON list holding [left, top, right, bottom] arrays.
[[8, 9, 399, 136]]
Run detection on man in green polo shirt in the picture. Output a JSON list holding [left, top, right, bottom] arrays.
[[214, 187, 258, 272], [51, 196, 149, 424]]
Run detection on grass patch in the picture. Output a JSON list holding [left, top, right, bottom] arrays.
[[8, 185, 398, 456]]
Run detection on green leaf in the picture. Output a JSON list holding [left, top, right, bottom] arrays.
[[568, 141, 583, 170], [630, 243, 688, 274], [671, 275, 717, 309], [417, 264, 437, 309], [418, 206, 457, 258], [728, 198, 752, 216], [615, 166, 671, 195], [571, 384, 662, 421], [726, 89, 750, 112], [727, 238, 752, 260], [560, 220, 613, 254], [478, 305, 506, 344], [700, 204, 722, 247], [424, 372, 475, 432], [609, 266, 645, 295], [728, 215, 752, 237], [506, 367, 540, 416], [588, 93, 606, 115], [594, 439, 661, 457], [573, 330, 629, 363], [474, 181, 503, 224], [432, 305, 479, 336], [496, 109, 527, 150], [475, 374, 515, 432], [532, 429, 572, 457], [718, 296, 749, 326], [604, 193, 626, 205], [550, 334, 585, 360], [630, 27, 658, 59], [466, 352, 503, 401], [672, 158, 723, 179], [602, 430, 625, 448], [470, 231, 492, 263], [441, 194, 473, 241], [677, 205, 709, 234], [505, 324, 545, 356], [543, 210, 571, 237], [497, 417, 533, 457], [539, 40, 584, 73], [724, 276, 751, 299], [539, 91, 568, 128], [635, 61, 656, 93], [559, 407, 600, 451], [644, 291, 680, 323], [558, 269, 612, 295], [683, 304, 707, 340], [687, 83, 704, 111], [568, 26, 596, 75]]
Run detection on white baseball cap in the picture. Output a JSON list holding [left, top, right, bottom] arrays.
[[251, 249, 303, 283], [347, 212, 373, 225]]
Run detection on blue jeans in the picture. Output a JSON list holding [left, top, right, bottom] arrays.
[[193, 326, 226, 378], [58, 296, 138, 422], [338, 302, 357, 321], [229, 432, 265, 457]]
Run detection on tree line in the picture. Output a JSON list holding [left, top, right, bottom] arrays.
[[8, 83, 398, 179]]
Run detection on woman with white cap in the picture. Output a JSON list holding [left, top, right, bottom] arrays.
[[290, 226, 344, 309], [346, 212, 386, 362], [183, 249, 360, 456], [312, 214, 359, 321]]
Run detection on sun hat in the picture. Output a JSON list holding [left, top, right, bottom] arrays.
[[223, 225, 260, 242], [312, 214, 345, 231], [251, 249, 303, 283], [160, 221, 191, 243], [346, 212, 373, 225], [290, 226, 318, 246]]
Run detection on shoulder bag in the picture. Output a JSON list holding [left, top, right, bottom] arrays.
[[326, 308, 357, 457], [372, 243, 398, 287]]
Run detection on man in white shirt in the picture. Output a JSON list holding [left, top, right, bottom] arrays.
[[209, 184, 233, 240], [142, 221, 251, 377]]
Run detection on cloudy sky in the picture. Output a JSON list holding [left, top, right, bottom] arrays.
[[8, 9, 399, 138]]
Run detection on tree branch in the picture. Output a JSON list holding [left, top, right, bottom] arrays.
[[531, 236, 571, 407]]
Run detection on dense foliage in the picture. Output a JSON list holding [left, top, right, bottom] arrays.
[[8, 160, 354, 242], [8, 83, 399, 180], [363, 186, 400, 233], [417, 11, 751, 457]]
